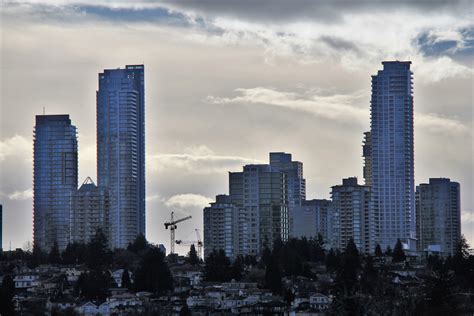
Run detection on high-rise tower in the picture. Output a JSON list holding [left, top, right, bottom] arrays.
[[97, 65, 145, 248], [33, 115, 78, 251], [416, 178, 460, 256], [370, 61, 415, 250], [269, 152, 305, 237]]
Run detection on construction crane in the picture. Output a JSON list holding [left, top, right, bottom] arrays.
[[164, 211, 192, 255], [176, 229, 203, 259]]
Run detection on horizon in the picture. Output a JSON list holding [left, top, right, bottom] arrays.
[[0, 0, 472, 253]]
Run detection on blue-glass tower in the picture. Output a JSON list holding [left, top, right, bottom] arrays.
[[33, 115, 78, 252], [97, 65, 145, 249], [370, 61, 416, 251]]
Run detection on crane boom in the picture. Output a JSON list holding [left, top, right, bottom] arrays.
[[163, 211, 192, 255]]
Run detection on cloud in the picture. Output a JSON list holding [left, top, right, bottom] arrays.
[[149, 146, 263, 174], [0, 135, 31, 162], [416, 113, 471, 136], [462, 210, 474, 224], [165, 193, 212, 209], [8, 189, 33, 201], [206, 87, 368, 123], [163, 0, 471, 24]]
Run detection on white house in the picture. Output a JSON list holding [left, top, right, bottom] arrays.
[[13, 274, 40, 289]]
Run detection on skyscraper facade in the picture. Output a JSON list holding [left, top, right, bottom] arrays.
[[416, 178, 461, 256], [71, 177, 110, 244], [97, 64, 145, 248], [370, 61, 415, 250], [203, 195, 241, 259], [362, 131, 372, 186], [229, 164, 288, 255], [33, 115, 78, 252], [269, 152, 306, 237], [331, 178, 374, 253], [292, 199, 333, 244]]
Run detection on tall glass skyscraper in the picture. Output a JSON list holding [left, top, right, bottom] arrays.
[[370, 61, 415, 251], [97, 65, 145, 248], [33, 115, 78, 252]]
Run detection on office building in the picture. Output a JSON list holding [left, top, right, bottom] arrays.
[[331, 178, 374, 253], [33, 115, 78, 252], [292, 199, 333, 244], [71, 177, 109, 244], [269, 152, 306, 237], [370, 61, 416, 250], [229, 163, 288, 255], [416, 178, 461, 256], [97, 65, 145, 248], [203, 195, 242, 259]]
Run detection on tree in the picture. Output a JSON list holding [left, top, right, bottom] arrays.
[[32, 242, 47, 266], [179, 302, 192, 316], [134, 246, 173, 294], [374, 243, 383, 257], [121, 269, 132, 289], [385, 246, 392, 256], [325, 248, 340, 271], [392, 239, 406, 263], [127, 234, 148, 254], [86, 228, 111, 270], [48, 241, 61, 264], [204, 249, 232, 282], [0, 275, 15, 315], [187, 244, 199, 265], [265, 258, 282, 294], [335, 238, 361, 295], [62, 242, 87, 265], [75, 270, 115, 300], [231, 256, 244, 281]]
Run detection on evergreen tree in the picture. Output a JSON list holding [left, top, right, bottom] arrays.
[[127, 234, 149, 254], [32, 242, 47, 266], [86, 228, 111, 270], [179, 302, 192, 316], [48, 241, 61, 264], [265, 258, 282, 294], [121, 269, 132, 289], [385, 246, 392, 256], [335, 238, 360, 295], [374, 243, 383, 256], [204, 249, 232, 282], [231, 256, 244, 281], [187, 244, 199, 265], [75, 270, 115, 300], [62, 242, 87, 264], [0, 275, 15, 315], [325, 248, 340, 271], [134, 246, 173, 294], [392, 239, 406, 263]]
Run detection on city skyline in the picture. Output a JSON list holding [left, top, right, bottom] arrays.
[[1, 0, 472, 253]]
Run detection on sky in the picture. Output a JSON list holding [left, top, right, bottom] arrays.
[[0, 0, 473, 253]]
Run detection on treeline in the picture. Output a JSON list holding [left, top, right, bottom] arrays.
[[1, 230, 174, 301], [203, 235, 474, 314]]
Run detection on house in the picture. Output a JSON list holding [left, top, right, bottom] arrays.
[[111, 269, 134, 288], [75, 301, 110, 316], [309, 293, 331, 310], [13, 273, 40, 289]]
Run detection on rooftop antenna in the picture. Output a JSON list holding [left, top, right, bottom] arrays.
[[43, 107, 45, 115]]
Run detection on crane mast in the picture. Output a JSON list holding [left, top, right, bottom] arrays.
[[164, 211, 192, 255]]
